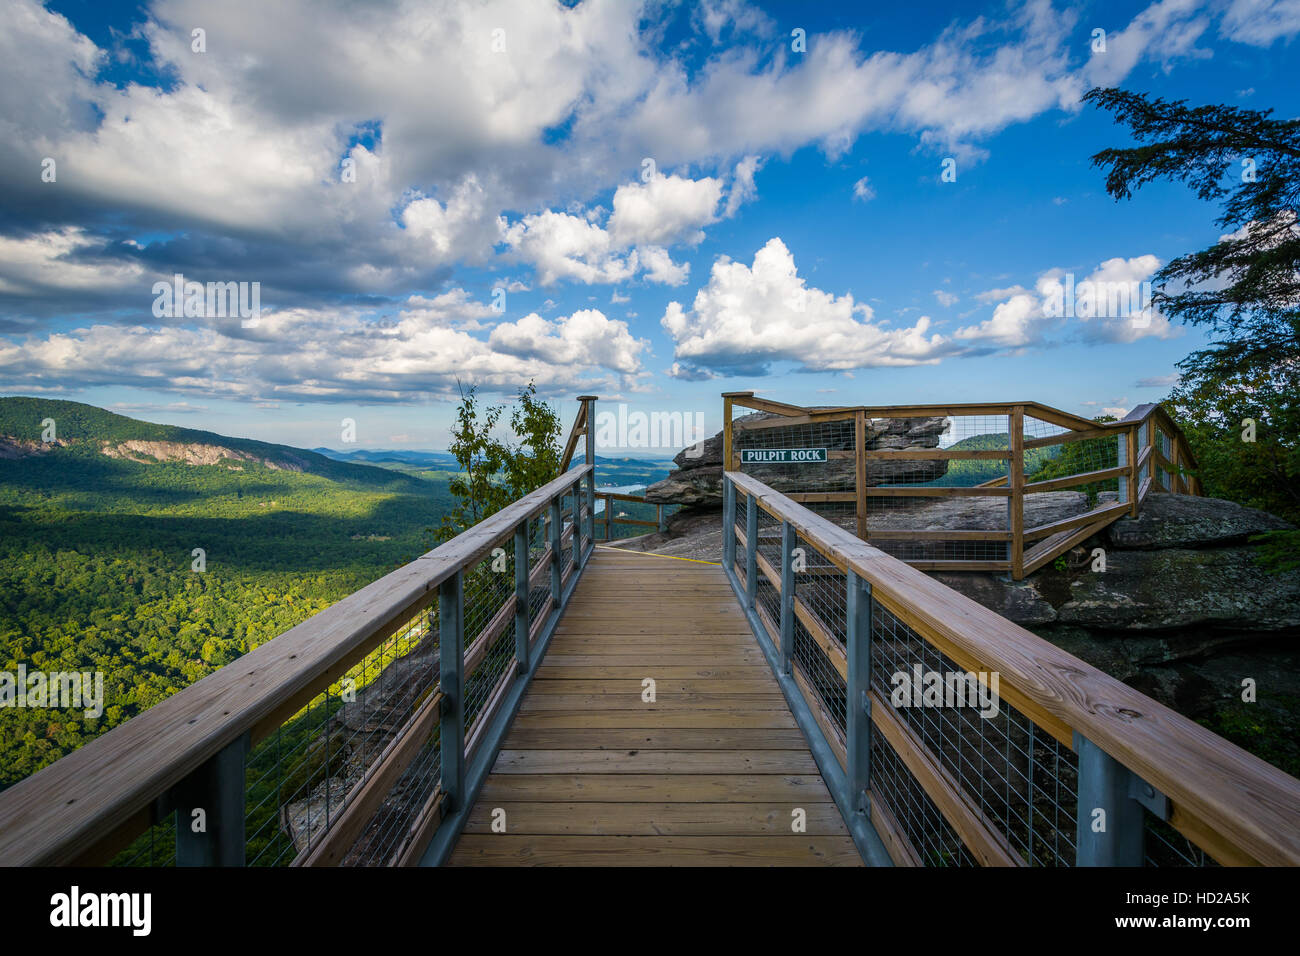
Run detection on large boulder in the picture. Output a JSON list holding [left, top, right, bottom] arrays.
[[644, 411, 950, 506], [1054, 546, 1300, 631], [1106, 492, 1292, 550]]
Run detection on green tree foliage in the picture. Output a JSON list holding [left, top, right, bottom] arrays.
[[435, 382, 562, 542], [1085, 87, 1300, 563], [0, 398, 455, 787]]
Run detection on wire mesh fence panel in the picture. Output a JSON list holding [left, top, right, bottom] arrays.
[[872, 728, 978, 867], [792, 532, 846, 646], [245, 603, 439, 866], [792, 616, 848, 744], [922, 414, 1008, 482], [754, 504, 783, 580], [343, 726, 442, 866], [1026, 433, 1120, 494], [1143, 812, 1219, 867], [111, 812, 177, 867], [866, 492, 1012, 564], [862, 414, 1013, 563], [785, 532, 848, 748], [869, 599, 1078, 866], [1022, 415, 1071, 443], [462, 546, 517, 742]]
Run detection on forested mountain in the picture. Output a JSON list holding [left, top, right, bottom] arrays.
[[0, 397, 455, 787], [915, 433, 1062, 486]]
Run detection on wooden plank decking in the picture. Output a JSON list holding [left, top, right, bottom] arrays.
[[448, 547, 860, 866]]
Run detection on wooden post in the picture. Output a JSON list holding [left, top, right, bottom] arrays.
[[1009, 405, 1025, 579], [721, 391, 753, 473], [855, 409, 867, 541], [604, 494, 613, 542]]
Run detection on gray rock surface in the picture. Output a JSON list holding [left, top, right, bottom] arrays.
[[1106, 492, 1292, 550]]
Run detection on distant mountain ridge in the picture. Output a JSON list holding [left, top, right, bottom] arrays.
[[0, 396, 419, 489]]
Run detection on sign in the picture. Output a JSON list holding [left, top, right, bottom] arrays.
[[740, 448, 828, 464]]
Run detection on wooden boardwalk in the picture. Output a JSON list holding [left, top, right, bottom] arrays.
[[448, 547, 860, 865]]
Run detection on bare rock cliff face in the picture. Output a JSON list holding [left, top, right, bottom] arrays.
[[99, 439, 309, 471]]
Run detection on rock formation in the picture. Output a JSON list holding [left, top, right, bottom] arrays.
[[644, 411, 950, 507]]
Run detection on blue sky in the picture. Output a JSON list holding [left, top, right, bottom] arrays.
[[1, 0, 1297, 453]]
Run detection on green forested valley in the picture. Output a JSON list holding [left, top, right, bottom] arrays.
[[0, 398, 455, 787]]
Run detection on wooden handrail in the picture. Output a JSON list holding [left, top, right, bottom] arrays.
[[0, 464, 592, 867], [728, 469, 1300, 866]]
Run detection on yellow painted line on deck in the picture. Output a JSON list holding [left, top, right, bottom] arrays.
[[594, 546, 721, 566]]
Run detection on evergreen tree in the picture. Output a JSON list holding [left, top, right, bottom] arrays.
[[1085, 88, 1300, 562]]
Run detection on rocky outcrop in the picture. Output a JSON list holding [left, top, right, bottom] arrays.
[[1106, 492, 1291, 549], [0, 435, 67, 459], [926, 494, 1299, 633], [643, 411, 950, 507], [100, 439, 310, 471]]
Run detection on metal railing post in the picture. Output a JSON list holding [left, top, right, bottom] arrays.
[[438, 571, 465, 812], [1074, 733, 1161, 866], [745, 488, 758, 609], [571, 483, 582, 570], [173, 731, 249, 866], [549, 498, 562, 604], [604, 493, 613, 542], [581, 396, 597, 555], [514, 522, 530, 672], [846, 571, 873, 817], [723, 478, 736, 570], [779, 520, 795, 676]]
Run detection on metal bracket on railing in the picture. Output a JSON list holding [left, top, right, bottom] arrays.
[[1128, 774, 1170, 820], [1073, 732, 1166, 866]]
